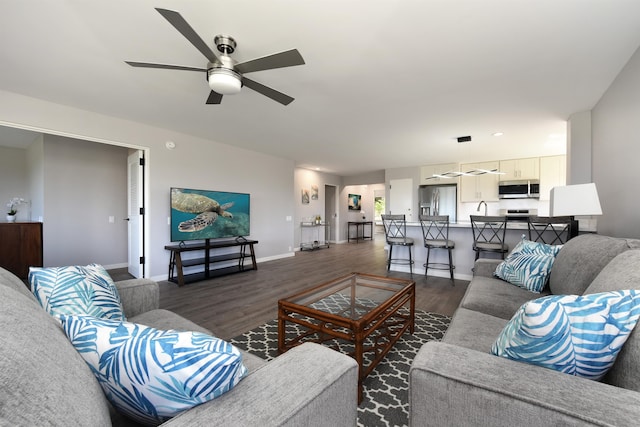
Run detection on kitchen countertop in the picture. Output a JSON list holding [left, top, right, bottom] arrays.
[[404, 218, 597, 233]]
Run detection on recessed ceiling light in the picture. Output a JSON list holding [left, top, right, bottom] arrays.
[[492, 132, 504, 137]]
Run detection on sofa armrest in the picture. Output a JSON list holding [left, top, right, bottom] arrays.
[[473, 259, 502, 278], [410, 341, 640, 427], [115, 278, 159, 318], [164, 342, 359, 427]]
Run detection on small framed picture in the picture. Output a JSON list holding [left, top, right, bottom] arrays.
[[348, 193, 361, 210]]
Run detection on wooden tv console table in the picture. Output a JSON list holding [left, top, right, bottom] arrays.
[[165, 238, 258, 286]]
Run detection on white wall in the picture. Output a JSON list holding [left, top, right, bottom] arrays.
[[0, 90, 296, 279], [591, 46, 640, 238]]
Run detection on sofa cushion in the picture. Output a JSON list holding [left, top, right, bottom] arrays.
[[61, 315, 248, 426], [29, 263, 125, 321], [460, 276, 550, 320], [583, 250, 640, 391], [549, 234, 630, 296], [443, 307, 509, 352], [0, 287, 111, 425], [492, 290, 640, 380], [494, 238, 562, 293]]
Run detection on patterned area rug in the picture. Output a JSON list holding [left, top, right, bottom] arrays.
[[230, 310, 450, 427]]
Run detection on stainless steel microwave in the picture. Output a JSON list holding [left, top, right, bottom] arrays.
[[498, 180, 540, 199]]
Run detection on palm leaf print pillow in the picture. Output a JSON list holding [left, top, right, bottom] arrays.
[[492, 290, 640, 380], [495, 237, 563, 293], [60, 315, 248, 425], [29, 264, 125, 321]]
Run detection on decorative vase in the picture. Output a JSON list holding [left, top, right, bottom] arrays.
[[6, 214, 16, 223]]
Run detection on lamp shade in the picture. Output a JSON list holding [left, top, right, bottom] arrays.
[[208, 68, 242, 95], [549, 183, 603, 216]]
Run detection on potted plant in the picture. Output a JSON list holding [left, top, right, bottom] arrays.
[[6, 197, 25, 222]]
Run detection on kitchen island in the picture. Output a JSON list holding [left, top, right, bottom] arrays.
[[389, 220, 595, 280]]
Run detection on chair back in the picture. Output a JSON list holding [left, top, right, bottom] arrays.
[[381, 214, 410, 244], [470, 215, 508, 245], [528, 216, 573, 245], [419, 215, 450, 246]]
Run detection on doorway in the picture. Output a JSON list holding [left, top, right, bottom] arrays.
[[324, 184, 337, 242], [389, 178, 414, 220], [0, 123, 150, 277]]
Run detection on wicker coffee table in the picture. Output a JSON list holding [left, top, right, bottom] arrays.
[[277, 272, 415, 402]]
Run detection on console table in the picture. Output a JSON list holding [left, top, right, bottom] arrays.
[[347, 221, 373, 243], [165, 238, 258, 286], [300, 222, 330, 251]]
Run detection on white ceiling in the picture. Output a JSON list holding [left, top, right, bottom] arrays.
[[1, 0, 640, 176]]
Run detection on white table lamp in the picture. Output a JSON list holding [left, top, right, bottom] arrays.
[[549, 183, 603, 216], [550, 183, 602, 236]]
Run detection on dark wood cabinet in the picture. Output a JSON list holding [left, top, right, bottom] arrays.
[[0, 222, 43, 279]]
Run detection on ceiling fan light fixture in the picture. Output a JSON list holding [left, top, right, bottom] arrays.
[[207, 67, 242, 95]]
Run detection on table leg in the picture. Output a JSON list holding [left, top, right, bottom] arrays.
[[277, 307, 286, 354], [354, 330, 364, 403], [249, 243, 258, 270], [175, 252, 185, 287]]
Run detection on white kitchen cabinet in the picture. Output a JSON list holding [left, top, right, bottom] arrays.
[[499, 157, 540, 181], [539, 155, 566, 201], [460, 161, 500, 202], [419, 163, 459, 185]]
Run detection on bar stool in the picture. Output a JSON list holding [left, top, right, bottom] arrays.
[[381, 214, 414, 275], [527, 216, 574, 245], [470, 215, 509, 260], [419, 215, 455, 283]]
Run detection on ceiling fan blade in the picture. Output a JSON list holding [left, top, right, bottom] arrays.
[[155, 8, 220, 64], [235, 49, 305, 74], [125, 61, 206, 73], [206, 91, 223, 104], [242, 77, 294, 105]]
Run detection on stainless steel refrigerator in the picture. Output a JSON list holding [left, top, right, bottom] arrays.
[[418, 184, 457, 222]]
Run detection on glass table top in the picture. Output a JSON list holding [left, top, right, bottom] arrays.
[[281, 273, 414, 320]]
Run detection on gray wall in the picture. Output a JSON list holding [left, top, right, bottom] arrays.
[[0, 147, 29, 220], [42, 135, 129, 267], [567, 110, 592, 185], [592, 46, 640, 238]]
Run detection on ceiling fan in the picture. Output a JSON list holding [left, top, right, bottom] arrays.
[[126, 8, 305, 105]]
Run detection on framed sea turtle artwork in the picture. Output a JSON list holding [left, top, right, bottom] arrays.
[[170, 187, 250, 242]]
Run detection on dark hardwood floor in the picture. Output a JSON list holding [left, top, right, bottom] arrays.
[[113, 236, 468, 340]]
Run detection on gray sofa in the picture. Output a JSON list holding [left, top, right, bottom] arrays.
[[410, 233, 640, 426], [0, 266, 358, 426]]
